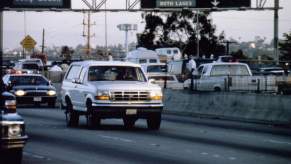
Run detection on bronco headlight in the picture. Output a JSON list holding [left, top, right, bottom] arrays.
[[96, 90, 110, 100], [15, 90, 26, 96], [47, 90, 56, 96], [150, 90, 163, 100]]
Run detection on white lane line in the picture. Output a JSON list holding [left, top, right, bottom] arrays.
[[200, 152, 209, 155], [264, 139, 291, 145], [99, 135, 135, 143], [228, 157, 237, 160], [213, 154, 220, 158]]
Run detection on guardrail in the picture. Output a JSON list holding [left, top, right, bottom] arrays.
[[188, 75, 291, 94]]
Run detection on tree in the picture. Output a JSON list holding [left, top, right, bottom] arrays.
[[279, 31, 291, 61], [137, 11, 225, 58]]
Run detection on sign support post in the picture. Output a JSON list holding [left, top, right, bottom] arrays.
[[0, 10, 3, 87], [274, 0, 279, 65]]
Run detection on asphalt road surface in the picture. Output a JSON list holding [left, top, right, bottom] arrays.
[[18, 107, 291, 164]]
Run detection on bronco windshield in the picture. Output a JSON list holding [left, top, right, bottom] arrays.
[[88, 66, 146, 82]]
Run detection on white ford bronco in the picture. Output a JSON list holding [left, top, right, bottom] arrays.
[[61, 61, 163, 130]]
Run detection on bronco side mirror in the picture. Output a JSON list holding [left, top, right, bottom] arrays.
[[149, 79, 156, 84]]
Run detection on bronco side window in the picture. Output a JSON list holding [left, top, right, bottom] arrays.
[[66, 65, 81, 80]]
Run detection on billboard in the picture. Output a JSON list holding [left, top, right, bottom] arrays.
[[141, 0, 251, 9], [1, 0, 71, 9]]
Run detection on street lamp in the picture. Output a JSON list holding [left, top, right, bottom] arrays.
[[117, 24, 137, 54]]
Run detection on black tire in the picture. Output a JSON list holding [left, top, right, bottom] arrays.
[[147, 113, 161, 130], [65, 98, 79, 127], [86, 100, 100, 129], [48, 100, 56, 108], [123, 117, 137, 129], [0, 149, 23, 164], [214, 87, 221, 92]]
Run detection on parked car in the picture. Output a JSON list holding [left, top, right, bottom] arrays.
[[256, 67, 289, 76], [0, 90, 28, 163], [183, 62, 262, 91], [147, 73, 183, 90], [2, 73, 57, 107], [61, 60, 163, 129], [141, 63, 166, 74], [14, 59, 44, 74], [155, 47, 182, 62]]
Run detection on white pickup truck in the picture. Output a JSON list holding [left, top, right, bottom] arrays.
[[61, 61, 163, 130], [184, 62, 277, 92]]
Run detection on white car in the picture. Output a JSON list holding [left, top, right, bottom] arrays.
[[61, 60, 163, 130], [148, 73, 183, 90]]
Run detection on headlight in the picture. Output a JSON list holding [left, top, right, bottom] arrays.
[[96, 90, 110, 100], [15, 90, 26, 96], [150, 90, 163, 100], [5, 100, 16, 112], [8, 124, 22, 137], [47, 90, 56, 96]]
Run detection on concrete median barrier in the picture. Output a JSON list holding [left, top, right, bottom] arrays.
[[163, 89, 291, 125]]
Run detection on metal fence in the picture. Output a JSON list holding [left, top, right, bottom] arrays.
[[189, 75, 291, 94]]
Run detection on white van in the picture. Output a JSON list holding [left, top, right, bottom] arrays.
[[155, 47, 182, 62], [126, 47, 160, 64]]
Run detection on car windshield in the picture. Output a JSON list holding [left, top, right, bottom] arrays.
[[88, 66, 146, 82], [147, 65, 166, 73], [22, 63, 39, 70], [10, 76, 48, 86]]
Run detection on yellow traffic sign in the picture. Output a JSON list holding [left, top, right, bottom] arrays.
[[21, 35, 37, 50]]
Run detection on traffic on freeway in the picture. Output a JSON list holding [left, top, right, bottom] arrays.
[[1, 0, 291, 163]]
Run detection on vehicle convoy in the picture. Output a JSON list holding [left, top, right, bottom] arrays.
[[61, 61, 164, 129], [2, 74, 57, 107], [0, 90, 28, 163], [183, 62, 277, 92]]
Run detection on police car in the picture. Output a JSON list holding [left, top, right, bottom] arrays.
[[2, 73, 57, 107]]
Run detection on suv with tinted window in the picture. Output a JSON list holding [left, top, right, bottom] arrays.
[[61, 61, 163, 130]]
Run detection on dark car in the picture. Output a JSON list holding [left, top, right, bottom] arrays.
[[0, 91, 28, 163], [2, 74, 57, 107]]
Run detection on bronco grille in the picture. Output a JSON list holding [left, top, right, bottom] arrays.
[[111, 91, 149, 101]]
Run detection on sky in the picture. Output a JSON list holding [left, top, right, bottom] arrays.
[[2, 0, 291, 51]]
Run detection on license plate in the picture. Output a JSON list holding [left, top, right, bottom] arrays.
[[126, 109, 137, 115], [33, 97, 42, 102]]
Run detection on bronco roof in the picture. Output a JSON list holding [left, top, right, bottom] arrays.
[[70, 60, 142, 68]]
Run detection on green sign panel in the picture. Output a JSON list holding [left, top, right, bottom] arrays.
[[0, 0, 71, 9], [156, 0, 197, 8], [141, 0, 251, 9], [13, 0, 64, 7]]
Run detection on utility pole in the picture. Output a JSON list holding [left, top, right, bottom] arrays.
[[41, 28, 45, 53], [274, 0, 279, 65], [223, 41, 237, 56], [196, 11, 200, 58], [82, 11, 95, 57], [0, 11, 3, 86], [105, 1, 108, 56]]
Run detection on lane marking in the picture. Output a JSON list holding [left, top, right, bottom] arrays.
[[99, 135, 135, 143], [264, 139, 291, 145], [229, 157, 237, 160], [201, 152, 208, 155]]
